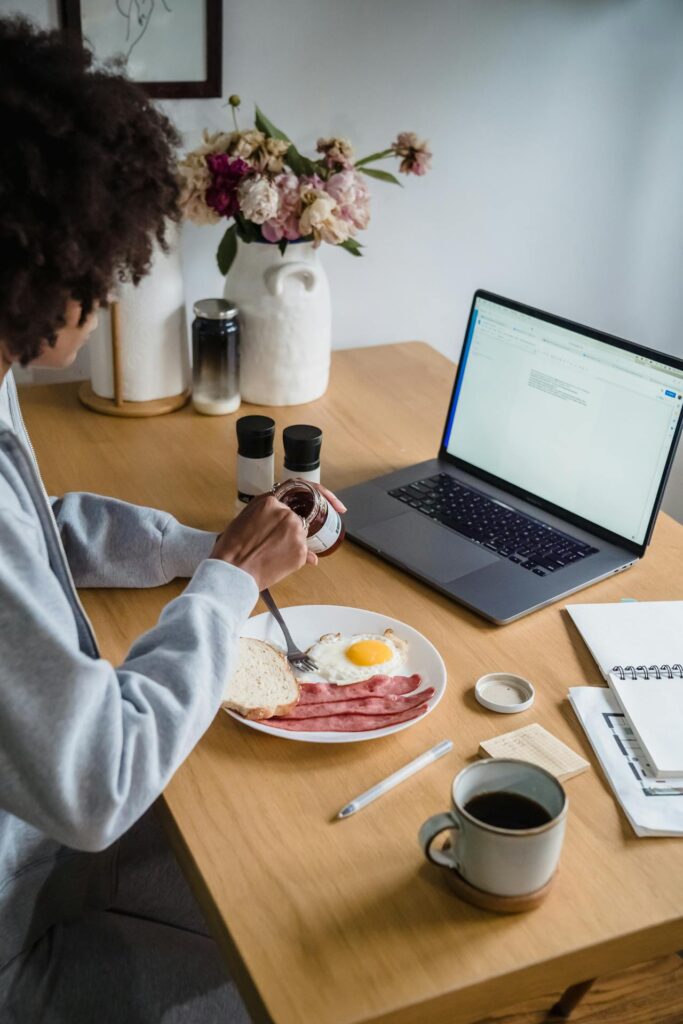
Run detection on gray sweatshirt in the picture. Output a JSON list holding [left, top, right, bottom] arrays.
[[0, 370, 258, 971]]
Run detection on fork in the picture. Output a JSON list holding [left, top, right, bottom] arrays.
[[260, 588, 318, 674]]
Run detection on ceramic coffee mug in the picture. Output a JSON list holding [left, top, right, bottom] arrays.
[[418, 759, 568, 897]]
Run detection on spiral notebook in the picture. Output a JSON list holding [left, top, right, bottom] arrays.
[[567, 602, 683, 778]]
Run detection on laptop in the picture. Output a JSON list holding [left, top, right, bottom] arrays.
[[339, 290, 683, 624]]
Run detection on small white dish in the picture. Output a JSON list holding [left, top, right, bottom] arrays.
[[474, 672, 535, 714], [225, 604, 447, 744]]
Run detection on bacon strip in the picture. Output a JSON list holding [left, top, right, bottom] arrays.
[[266, 703, 430, 733], [297, 673, 422, 705], [279, 688, 435, 720]]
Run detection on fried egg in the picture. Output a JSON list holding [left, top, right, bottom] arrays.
[[306, 629, 408, 684]]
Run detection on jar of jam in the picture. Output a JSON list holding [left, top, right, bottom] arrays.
[[273, 480, 345, 556]]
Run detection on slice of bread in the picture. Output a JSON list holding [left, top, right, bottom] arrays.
[[222, 638, 300, 720]]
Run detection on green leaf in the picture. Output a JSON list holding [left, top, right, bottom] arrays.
[[235, 214, 261, 243], [354, 148, 394, 168], [338, 238, 363, 257], [278, 239, 288, 256], [216, 224, 237, 276], [253, 107, 319, 178], [254, 106, 290, 142], [359, 167, 402, 186], [285, 145, 305, 176], [285, 144, 320, 178]]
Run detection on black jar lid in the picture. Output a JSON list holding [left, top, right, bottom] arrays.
[[283, 424, 323, 471], [236, 415, 275, 458], [193, 298, 238, 320]]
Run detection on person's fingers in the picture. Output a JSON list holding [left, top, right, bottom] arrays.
[[306, 550, 319, 565], [314, 482, 347, 514]]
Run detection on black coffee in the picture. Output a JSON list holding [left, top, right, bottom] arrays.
[[465, 791, 552, 830]]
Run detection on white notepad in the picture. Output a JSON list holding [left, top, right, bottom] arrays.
[[566, 601, 683, 777], [567, 601, 683, 678]]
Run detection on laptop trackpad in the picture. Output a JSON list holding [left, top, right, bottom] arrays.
[[357, 513, 498, 583]]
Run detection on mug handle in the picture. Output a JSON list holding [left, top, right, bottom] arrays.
[[418, 811, 461, 869]]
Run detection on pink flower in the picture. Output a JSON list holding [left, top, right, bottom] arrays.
[[261, 172, 303, 242], [391, 132, 432, 176], [325, 170, 371, 231], [205, 154, 252, 218]]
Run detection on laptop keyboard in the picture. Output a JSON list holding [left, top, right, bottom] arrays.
[[388, 473, 598, 576]]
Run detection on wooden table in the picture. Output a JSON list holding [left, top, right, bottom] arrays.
[[20, 342, 683, 1024]]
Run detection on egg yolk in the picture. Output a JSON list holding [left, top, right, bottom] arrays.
[[345, 640, 392, 666]]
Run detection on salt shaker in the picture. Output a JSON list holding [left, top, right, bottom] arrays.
[[191, 298, 240, 415], [235, 415, 275, 511]]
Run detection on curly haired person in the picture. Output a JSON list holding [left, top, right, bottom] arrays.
[[0, 16, 343, 1022]]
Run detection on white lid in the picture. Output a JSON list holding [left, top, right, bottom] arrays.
[[474, 672, 535, 714]]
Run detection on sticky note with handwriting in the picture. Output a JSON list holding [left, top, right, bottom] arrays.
[[478, 722, 590, 782]]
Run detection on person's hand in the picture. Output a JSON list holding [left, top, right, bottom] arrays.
[[211, 493, 311, 590], [313, 482, 347, 517], [211, 483, 348, 590]]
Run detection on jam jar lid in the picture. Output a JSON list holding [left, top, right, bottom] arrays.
[[193, 298, 238, 320]]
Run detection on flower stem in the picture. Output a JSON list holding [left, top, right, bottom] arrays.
[[355, 148, 394, 168]]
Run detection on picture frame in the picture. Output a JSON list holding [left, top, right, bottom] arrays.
[[59, 0, 222, 99]]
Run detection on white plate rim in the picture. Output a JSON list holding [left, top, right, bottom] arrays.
[[224, 604, 447, 744]]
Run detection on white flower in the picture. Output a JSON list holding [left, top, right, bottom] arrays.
[[299, 188, 352, 246], [231, 129, 266, 160], [177, 152, 220, 225], [196, 129, 236, 156], [237, 175, 280, 224]]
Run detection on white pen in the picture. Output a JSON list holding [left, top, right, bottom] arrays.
[[336, 739, 453, 819]]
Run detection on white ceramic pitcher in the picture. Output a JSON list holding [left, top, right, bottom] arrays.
[[223, 239, 331, 406]]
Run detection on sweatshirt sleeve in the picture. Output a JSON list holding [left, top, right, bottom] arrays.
[[50, 491, 218, 587], [0, 508, 258, 853]]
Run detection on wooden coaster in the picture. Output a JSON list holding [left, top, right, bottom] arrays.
[[440, 840, 556, 913], [78, 382, 190, 418]]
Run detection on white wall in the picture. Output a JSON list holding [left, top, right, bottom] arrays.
[[5, 0, 683, 521]]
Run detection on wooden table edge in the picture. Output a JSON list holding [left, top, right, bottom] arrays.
[[362, 918, 683, 1024], [157, 794, 683, 1024], [154, 797, 276, 1024]]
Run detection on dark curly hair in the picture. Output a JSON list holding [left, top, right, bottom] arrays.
[[0, 16, 181, 365]]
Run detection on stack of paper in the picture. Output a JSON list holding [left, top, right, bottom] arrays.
[[568, 686, 683, 837]]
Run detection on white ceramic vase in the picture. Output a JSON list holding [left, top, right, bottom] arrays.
[[89, 224, 190, 402], [223, 239, 331, 406]]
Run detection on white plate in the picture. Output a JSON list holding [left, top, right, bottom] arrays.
[[225, 605, 447, 744]]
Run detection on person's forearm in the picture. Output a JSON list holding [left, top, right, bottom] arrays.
[[0, 512, 258, 852], [50, 492, 216, 587]]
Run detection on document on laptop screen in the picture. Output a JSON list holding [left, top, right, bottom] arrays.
[[443, 296, 683, 544]]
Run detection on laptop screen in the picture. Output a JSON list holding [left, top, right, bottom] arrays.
[[442, 295, 683, 546]]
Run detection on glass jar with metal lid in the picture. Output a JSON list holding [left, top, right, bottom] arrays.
[[273, 479, 345, 556], [191, 298, 240, 415]]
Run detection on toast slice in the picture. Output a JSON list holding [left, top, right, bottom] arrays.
[[222, 638, 300, 720]]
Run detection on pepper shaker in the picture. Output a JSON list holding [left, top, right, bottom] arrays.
[[282, 424, 323, 484]]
